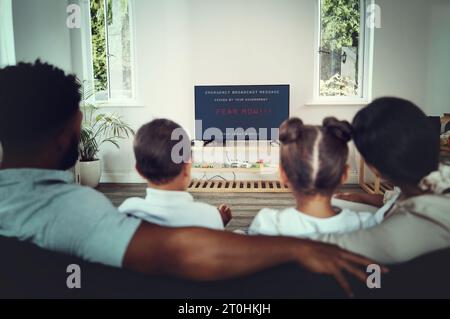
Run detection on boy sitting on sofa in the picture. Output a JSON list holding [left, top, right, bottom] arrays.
[[119, 119, 232, 230]]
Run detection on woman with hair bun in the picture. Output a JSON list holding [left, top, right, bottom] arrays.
[[249, 117, 379, 239]]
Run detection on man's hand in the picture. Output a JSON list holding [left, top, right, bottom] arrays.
[[218, 204, 232, 226], [293, 240, 388, 297]]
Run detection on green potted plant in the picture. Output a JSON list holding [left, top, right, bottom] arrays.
[[78, 85, 135, 187]]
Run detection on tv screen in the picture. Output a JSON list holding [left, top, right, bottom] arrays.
[[195, 85, 290, 141]]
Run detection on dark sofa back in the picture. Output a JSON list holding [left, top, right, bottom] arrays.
[[0, 236, 345, 299]]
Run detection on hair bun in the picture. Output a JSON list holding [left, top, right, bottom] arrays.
[[279, 118, 304, 144], [323, 117, 353, 143]]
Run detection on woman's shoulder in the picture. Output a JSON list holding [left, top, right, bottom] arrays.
[[401, 194, 450, 217], [338, 208, 379, 228], [379, 194, 450, 234]]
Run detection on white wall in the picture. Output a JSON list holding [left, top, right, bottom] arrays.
[[372, 0, 430, 110], [372, 0, 450, 116]]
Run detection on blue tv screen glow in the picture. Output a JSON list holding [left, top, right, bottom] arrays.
[[195, 85, 290, 141]]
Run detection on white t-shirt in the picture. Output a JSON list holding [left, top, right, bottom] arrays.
[[119, 188, 224, 230], [0, 169, 141, 268], [248, 207, 378, 240]]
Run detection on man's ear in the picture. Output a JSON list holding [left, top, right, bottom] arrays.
[[279, 166, 289, 186], [74, 110, 82, 137], [183, 162, 192, 177], [55, 111, 82, 151], [341, 164, 349, 184], [135, 163, 146, 179]]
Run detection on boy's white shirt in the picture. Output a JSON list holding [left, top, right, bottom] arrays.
[[118, 188, 224, 230]]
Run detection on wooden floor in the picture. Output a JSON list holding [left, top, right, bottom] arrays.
[[98, 183, 364, 232]]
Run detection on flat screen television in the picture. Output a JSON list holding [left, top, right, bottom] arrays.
[[195, 85, 290, 141]]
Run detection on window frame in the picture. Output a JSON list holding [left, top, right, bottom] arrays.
[[79, 0, 141, 108], [312, 0, 375, 105]]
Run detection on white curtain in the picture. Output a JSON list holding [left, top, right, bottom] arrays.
[[0, 0, 16, 68]]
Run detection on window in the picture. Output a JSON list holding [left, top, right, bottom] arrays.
[[316, 0, 373, 102], [88, 0, 135, 102]]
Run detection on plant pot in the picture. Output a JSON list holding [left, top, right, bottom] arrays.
[[78, 160, 102, 188]]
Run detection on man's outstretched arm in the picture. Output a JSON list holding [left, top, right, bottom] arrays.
[[123, 223, 386, 296]]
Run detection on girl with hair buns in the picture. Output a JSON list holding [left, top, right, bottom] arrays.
[[249, 117, 379, 239]]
